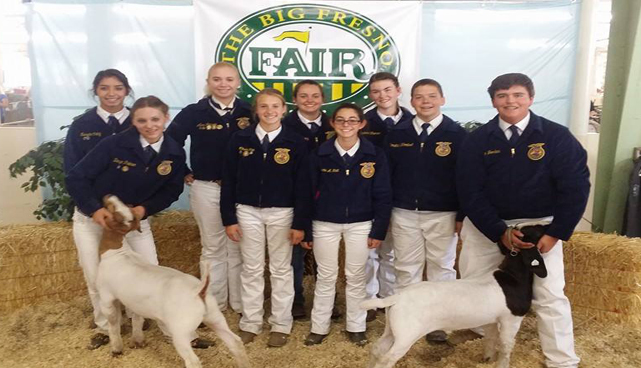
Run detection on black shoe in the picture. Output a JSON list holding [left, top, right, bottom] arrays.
[[347, 331, 368, 347], [331, 305, 342, 320], [425, 330, 448, 344], [304, 333, 327, 346], [292, 303, 307, 320], [191, 337, 215, 349], [366, 309, 377, 322], [87, 333, 110, 350]]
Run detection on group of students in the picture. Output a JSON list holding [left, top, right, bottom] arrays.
[[63, 62, 589, 368]]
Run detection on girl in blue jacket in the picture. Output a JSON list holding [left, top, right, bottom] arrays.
[[66, 95, 189, 349], [221, 88, 309, 348], [303, 103, 392, 347]]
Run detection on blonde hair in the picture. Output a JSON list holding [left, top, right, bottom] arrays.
[[204, 62, 240, 96], [253, 88, 286, 107]]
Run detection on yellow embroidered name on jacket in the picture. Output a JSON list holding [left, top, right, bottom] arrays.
[[80, 132, 102, 140], [321, 168, 340, 173], [484, 149, 501, 156], [361, 131, 381, 136], [389, 142, 414, 148]]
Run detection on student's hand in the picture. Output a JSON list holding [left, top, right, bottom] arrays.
[[500, 228, 535, 252], [455, 221, 463, 236], [289, 229, 304, 245], [184, 174, 195, 185], [301, 241, 313, 250], [226, 225, 242, 242], [92, 208, 113, 229], [367, 238, 381, 249], [537, 234, 558, 254]]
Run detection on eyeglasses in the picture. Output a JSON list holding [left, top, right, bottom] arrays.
[[333, 118, 361, 126]]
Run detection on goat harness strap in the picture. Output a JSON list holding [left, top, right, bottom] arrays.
[[506, 226, 519, 257]]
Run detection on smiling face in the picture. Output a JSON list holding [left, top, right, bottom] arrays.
[[369, 79, 401, 114], [293, 83, 323, 119], [132, 107, 168, 144], [96, 76, 127, 113], [255, 94, 286, 132], [330, 106, 366, 140], [206, 64, 240, 104], [411, 84, 445, 122], [491, 85, 534, 124]]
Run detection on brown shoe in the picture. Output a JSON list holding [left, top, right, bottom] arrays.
[[426, 330, 448, 344], [304, 333, 327, 346], [87, 333, 110, 350], [191, 337, 215, 349], [347, 331, 368, 347], [366, 309, 377, 322], [239, 331, 257, 345], [267, 332, 288, 348], [292, 303, 307, 320]]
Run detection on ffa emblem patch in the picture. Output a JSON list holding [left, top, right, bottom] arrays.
[[527, 143, 546, 161], [274, 148, 291, 164], [237, 117, 251, 129], [435, 142, 452, 157], [360, 162, 376, 179], [325, 131, 336, 140], [157, 160, 173, 176]]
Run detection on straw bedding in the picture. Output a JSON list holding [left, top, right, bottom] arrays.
[[2, 213, 641, 366]]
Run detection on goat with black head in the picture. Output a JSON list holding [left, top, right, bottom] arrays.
[[361, 223, 548, 368]]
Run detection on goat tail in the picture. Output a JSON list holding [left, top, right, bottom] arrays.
[[360, 294, 401, 311], [198, 261, 210, 301]]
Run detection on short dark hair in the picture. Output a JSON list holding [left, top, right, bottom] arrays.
[[293, 80, 324, 100], [411, 78, 444, 98], [91, 69, 133, 96], [487, 73, 535, 99], [369, 72, 399, 88], [130, 95, 169, 118], [331, 102, 364, 122]]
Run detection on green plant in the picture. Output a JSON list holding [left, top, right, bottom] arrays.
[[8, 128, 74, 221]]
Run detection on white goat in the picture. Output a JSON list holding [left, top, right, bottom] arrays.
[[361, 224, 549, 368], [96, 195, 250, 368]]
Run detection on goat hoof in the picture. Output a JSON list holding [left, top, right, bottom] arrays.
[[129, 341, 146, 349], [111, 350, 123, 357], [87, 333, 110, 350]]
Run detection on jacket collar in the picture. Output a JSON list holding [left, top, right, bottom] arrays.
[[318, 137, 376, 167], [487, 110, 543, 143]]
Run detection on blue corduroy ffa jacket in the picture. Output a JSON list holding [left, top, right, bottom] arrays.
[[220, 124, 311, 230], [63, 107, 132, 173], [166, 97, 253, 181], [65, 128, 186, 218], [385, 115, 467, 218], [457, 112, 590, 242], [307, 137, 392, 241]]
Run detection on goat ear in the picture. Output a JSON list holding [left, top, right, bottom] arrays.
[[523, 248, 547, 278]]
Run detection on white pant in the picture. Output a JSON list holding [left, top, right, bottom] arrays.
[[459, 217, 580, 368], [236, 205, 294, 335], [391, 208, 457, 289], [73, 208, 157, 333], [365, 231, 396, 299], [190, 180, 241, 312], [311, 220, 371, 335]]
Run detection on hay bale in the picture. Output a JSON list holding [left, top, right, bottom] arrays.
[[151, 211, 201, 276], [0, 222, 85, 313], [564, 232, 641, 326], [0, 210, 204, 314]]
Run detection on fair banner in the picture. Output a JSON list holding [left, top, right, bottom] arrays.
[[194, 0, 422, 113]]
